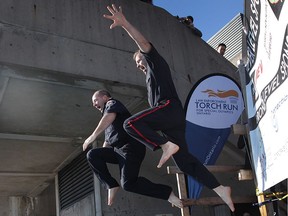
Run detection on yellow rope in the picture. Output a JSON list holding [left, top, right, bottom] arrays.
[[256, 188, 288, 202]]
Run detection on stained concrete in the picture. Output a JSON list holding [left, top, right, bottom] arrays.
[[0, 0, 248, 215]]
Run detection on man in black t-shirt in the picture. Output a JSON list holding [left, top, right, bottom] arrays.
[[82, 89, 182, 207], [103, 4, 235, 212]]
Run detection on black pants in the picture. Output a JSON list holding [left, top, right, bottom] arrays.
[[86, 143, 172, 200], [124, 99, 220, 189]]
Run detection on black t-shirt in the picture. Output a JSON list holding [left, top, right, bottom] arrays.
[[103, 98, 131, 148], [141, 45, 180, 107]]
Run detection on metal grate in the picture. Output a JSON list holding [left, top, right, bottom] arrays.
[[207, 13, 244, 62], [58, 151, 94, 210]]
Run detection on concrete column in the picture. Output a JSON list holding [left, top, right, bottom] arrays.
[[92, 140, 102, 216], [93, 175, 102, 216], [55, 174, 60, 216]]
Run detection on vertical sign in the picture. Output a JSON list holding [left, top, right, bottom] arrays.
[[243, 0, 288, 192], [185, 74, 244, 199]]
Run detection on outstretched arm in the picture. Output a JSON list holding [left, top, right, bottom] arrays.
[[82, 112, 116, 151], [103, 4, 151, 53]]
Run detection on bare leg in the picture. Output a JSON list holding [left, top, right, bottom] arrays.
[[108, 186, 120, 206], [157, 141, 179, 168], [168, 191, 183, 208], [213, 185, 235, 212]]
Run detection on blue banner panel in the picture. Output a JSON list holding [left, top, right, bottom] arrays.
[[185, 121, 231, 198]]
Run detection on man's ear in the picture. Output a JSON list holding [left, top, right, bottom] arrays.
[[103, 95, 109, 101]]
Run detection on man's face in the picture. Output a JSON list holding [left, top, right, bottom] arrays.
[[135, 53, 148, 74], [218, 46, 226, 56], [92, 93, 106, 112], [185, 18, 192, 25]]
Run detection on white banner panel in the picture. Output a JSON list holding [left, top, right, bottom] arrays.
[[186, 74, 244, 129], [244, 0, 288, 192]]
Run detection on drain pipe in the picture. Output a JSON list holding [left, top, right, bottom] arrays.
[[55, 174, 60, 216], [94, 175, 102, 216], [93, 140, 102, 216]]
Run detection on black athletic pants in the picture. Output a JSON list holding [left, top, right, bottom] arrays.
[[124, 99, 220, 189], [86, 144, 172, 200]]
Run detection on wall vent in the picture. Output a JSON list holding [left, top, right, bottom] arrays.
[[58, 151, 94, 210]]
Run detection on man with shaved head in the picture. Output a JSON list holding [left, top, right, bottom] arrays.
[[83, 90, 182, 208]]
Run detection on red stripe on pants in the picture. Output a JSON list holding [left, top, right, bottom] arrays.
[[127, 100, 171, 148]]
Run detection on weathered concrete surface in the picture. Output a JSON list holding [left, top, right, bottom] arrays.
[[0, 0, 248, 215], [60, 194, 95, 216], [0, 0, 238, 99]]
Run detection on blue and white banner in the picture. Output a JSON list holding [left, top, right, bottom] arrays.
[[243, 0, 288, 192], [185, 74, 244, 199]]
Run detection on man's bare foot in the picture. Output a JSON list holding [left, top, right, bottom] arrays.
[[157, 141, 179, 168], [168, 191, 183, 208], [108, 186, 120, 206], [214, 185, 235, 212]]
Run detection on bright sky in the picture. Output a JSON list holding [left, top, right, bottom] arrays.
[[153, 0, 244, 41]]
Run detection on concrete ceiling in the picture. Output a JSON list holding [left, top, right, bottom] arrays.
[[0, 62, 148, 197]]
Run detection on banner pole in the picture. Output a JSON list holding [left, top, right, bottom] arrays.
[[256, 189, 268, 216], [237, 60, 268, 216]]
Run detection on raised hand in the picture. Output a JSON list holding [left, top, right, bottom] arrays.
[[103, 4, 127, 29], [103, 4, 151, 54]]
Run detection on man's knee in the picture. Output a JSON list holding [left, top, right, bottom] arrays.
[[86, 149, 100, 162], [123, 118, 132, 133], [86, 149, 93, 161]]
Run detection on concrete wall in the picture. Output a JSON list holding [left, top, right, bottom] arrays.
[[0, 0, 242, 215], [0, 182, 56, 216], [34, 182, 56, 216], [0, 0, 238, 103], [0, 196, 9, 216], [8, 196, 37, 216], [60, 194, 95, 216]]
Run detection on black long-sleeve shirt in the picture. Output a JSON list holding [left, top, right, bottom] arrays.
[[141, 45, 180, 107]]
